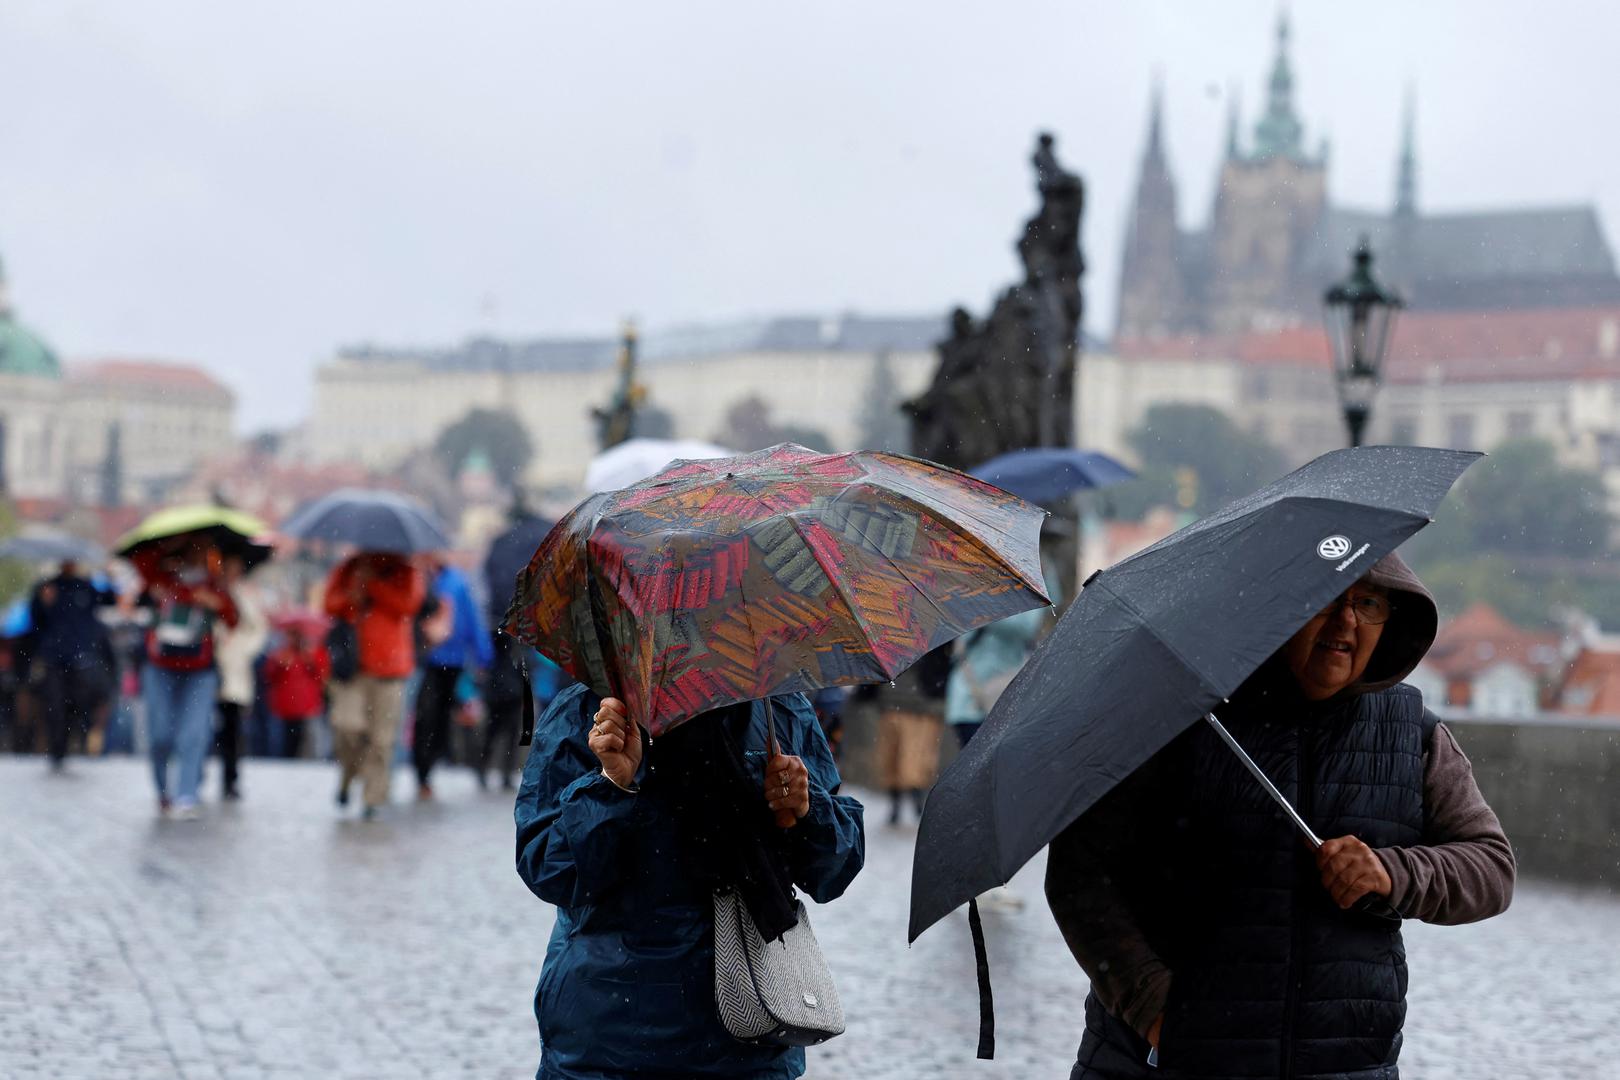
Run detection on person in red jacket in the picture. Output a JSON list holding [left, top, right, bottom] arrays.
[[264, 625, 330, 759], [323, 553, 426, 818], [131, 537, 239, 819]]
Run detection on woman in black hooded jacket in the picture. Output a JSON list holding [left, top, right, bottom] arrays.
[[1046, 553, 1515, 1080]]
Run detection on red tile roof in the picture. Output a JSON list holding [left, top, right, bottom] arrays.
[[1114, 305, 1620, 385], [1553, 647, 1620, 715], [67, 360, 234, 399], [1425, 602, 1562, 681]]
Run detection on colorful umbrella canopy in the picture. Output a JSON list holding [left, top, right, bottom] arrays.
[[114, 505, 270, 558], [504, 443, 1050, 736]]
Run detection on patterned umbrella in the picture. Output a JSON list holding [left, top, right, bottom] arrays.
[[504, 443, 1050, 736]]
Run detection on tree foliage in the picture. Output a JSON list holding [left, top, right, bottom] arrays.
[[0, 498, 30, 607], [1103, 404, 1287, 518], [1408, 438, 1610, 561], [712, 395, 832, 453], [855, 351, 910, 453], [432, 408, 535, 486]]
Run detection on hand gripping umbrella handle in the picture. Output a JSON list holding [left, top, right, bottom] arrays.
[[1203, 713, 1323, 849], [1203, 714, 1401, 923]]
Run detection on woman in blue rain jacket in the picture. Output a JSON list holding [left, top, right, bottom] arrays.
[[515, 682, 865, 1080]]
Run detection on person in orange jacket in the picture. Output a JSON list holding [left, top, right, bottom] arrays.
[[323, 552, 426, 818]]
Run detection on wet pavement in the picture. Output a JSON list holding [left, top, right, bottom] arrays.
[[1, 756, 1616, 1078]]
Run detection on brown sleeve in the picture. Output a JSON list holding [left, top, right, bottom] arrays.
[[1044, 765, 1171, 1041], [1374, 722, 1516, 925]]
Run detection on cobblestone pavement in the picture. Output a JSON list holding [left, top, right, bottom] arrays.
[[2, 757, 1616, 1079]]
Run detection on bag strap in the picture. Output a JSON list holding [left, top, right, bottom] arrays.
[[519, 651, 535, 746], [968, 898, 996, 1059]]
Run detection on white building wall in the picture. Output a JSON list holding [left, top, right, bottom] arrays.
[[0, 373, 65, 499]]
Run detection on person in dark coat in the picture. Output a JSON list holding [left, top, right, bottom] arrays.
[[515, 684, 865, 1079], [1046, 553, 1515, 1080], [28, 561, 117, 771]]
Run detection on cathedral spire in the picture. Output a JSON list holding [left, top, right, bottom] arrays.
[[1225, 83, 1242, 160], [1394, 88, 1418, 218], [1252, 10, 1305, 161], [1146, 74, 1166, 162]]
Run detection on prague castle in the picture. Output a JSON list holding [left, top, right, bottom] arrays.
[[1115, 15, 1620, 340]]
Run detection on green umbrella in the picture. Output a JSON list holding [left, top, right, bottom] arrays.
[[114, 505, 270, 557]]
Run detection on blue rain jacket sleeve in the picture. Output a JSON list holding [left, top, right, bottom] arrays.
[[771, 694, 865, 904], [515, 685, 645, 909]]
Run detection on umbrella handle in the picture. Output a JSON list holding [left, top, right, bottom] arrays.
[[765, 699, 780, 760], [1203, 713, 1323, 849]]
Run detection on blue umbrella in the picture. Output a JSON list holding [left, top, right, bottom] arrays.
[[280, 489, 452, 555], [971, 448, 1135, 507]]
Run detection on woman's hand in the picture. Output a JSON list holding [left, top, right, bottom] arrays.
[[589, 698, 642, 791], [1315, 834, 1393, 909], [765, 753, 811, 828]]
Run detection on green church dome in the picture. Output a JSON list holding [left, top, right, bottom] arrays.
[[0, 311, 61, 378]]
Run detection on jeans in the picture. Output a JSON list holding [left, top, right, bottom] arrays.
[[145, 667, 219, 804]]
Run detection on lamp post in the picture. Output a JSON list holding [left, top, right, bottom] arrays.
[[1322, 237, 1404, 447]]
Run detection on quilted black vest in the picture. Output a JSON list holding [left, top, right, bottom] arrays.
[[1076, 683, 1427, 1080]]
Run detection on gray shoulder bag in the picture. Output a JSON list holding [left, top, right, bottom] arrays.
[[711, 703, 845, 1046]]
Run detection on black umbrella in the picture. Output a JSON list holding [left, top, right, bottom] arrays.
[[909, 447, 1477, 1054], [912, 445, 1477, 937], [280, 489, 451, 555], [483, 510, 554, 625]]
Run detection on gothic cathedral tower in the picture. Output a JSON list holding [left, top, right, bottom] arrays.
[[1205, 13, 1328, 333], [1115, 82, 1185, 339]]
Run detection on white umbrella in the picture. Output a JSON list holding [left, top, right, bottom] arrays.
[[583, 438, 738, 493]]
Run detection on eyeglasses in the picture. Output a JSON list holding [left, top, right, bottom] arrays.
[[1317, 593, 1393, 625]]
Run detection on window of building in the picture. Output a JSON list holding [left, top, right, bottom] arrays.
[[1390, 417, 1418, 445], [1447, 413, 1476, 450], [1505, 410, 1534, 440]]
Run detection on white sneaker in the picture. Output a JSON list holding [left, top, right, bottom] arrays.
[[171, 801, 201, 821]]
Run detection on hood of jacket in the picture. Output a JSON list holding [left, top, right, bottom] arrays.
[[1349, 551, 1437, 693]]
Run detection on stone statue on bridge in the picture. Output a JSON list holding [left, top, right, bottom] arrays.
[[906, 132, 1084, 472]]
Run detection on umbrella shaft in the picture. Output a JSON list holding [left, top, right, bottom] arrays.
[[1203, 713, 1323, 849]]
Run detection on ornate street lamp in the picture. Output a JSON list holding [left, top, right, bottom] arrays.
[[1322, 238, 1404, 447]]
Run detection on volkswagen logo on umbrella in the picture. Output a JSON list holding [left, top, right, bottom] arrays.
[[1316, 535, 1352, 561]]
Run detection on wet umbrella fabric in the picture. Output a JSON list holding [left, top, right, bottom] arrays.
[[114, 506, 269, 557], [279, 489, 451, 555], [971, 447, 1135, 507], [0, 532, 105, 565], [503, 442, 1050, 738], [909, 445, 1479, 946]]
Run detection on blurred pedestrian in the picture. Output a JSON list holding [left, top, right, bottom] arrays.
[[811, 685, 850, 762], [212, 552, 268, 799], [27, 560, 117, 771], [412, 557, 490, 800], [130, 538, 239, 819], [945, 605, 1049, 748], [478, 635, 560, 790], [874, 643, 951, 826], [323, 552, 425, 819], [264, 624, 330, 759]]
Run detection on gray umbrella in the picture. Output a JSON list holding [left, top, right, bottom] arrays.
[[280, 489, 452, 555], [0, 533, 106, 565]]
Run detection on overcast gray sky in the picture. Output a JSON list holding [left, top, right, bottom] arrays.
[[2, 2, 1614, 429]]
